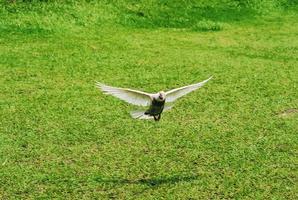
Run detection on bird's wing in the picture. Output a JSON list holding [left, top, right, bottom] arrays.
[[96, 82, 152, 106], [165, 76, 212, 103]]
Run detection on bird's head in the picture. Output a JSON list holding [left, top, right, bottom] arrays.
[[158, 91, 166, 101]]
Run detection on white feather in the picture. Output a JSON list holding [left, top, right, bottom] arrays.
[[165, 76, 212, 103], [130, 105, 172, 120], [96, 82, 152, 106], [130, 110, 146, 118], [130, 110, 153, 120]]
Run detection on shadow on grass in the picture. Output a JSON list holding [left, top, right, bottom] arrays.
[[118, 6, 257, 29], [94, 174, 199, 186]]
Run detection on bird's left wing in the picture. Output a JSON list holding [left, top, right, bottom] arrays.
[[165, 76, 212, 103], [96, 82, 152, 106]]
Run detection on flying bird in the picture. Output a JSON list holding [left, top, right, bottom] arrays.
[[96, 76, 212, 121]]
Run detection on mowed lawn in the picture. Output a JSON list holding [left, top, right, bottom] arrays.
[[0, 2, 297, 199]]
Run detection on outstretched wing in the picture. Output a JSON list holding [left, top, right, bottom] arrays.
[[96, 82, 152, 106], [165, 76, 212, 103]]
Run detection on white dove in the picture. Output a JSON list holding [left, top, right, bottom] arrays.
[[96, 76, 212, 121]]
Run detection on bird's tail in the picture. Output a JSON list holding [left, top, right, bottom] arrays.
[[130, 110, 153, 120]]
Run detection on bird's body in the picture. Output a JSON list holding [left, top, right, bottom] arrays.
[[96, 76, 212, 121], [145, 98, 165, 121]]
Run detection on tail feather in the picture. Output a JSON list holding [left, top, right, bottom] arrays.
[[130, 110, 153, 120], [130, 110, 144, 118]]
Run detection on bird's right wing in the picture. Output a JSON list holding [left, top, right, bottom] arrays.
[[165, 76, 212, 103], [96, 82, 152, 106]]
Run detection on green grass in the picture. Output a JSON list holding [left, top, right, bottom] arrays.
[[0, 1, 297, 199]]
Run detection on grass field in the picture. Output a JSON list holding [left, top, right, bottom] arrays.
[[0, 1, 297, 199]]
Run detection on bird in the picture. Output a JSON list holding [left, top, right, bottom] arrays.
[[96, 76, 212, 121]]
